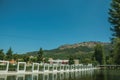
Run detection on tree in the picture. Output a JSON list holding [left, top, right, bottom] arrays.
[[106, 57, 113, 64], [109, 0, 120, 38], [0, 49, 5, 60], [93, 44, 105, 65], [113, 38, 120, 64], [37, 48, 43, 63], [68, 56, 74, 65], [109, 0, 120, 64], [6, 47, 13, 60], [30, 57, 37, 63], [23, 55, 30, 63], [83, 58, 92, 64], [13, 54, 19, 61]]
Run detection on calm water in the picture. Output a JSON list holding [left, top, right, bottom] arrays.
[[1, 70, 120, 80]]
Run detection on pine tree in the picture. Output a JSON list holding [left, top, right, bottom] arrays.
[[109, 0, 120, 64], [37, 48, 43, 63], [0, 49, 5, 60], [6, 47, 13, 60], [109, 0, 120, 38]]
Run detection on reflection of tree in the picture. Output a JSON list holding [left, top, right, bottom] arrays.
[[93, 70, 107, 80], [0, 74, 7, 80], [69, 72, 75, 80], [104, 70, 107, 80], [32, 74, 38, 80]]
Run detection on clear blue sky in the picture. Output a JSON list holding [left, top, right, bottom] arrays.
[[0, 0, 111, 53]]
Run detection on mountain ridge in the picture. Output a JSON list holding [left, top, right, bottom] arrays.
[[58, 41, 110, 50], [26, 41, 111, 59]]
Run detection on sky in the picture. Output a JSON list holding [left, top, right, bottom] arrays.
[[0, 0, 112, 53]]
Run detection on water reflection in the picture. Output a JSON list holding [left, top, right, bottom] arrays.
[[16, 74, 25, 80], [1, 70, 120, 80], [32, 74, 38, 80], [59, 72, 64, 80], [43, 73, 49, 80], [0, 70, 94, 80], [0, 74, 7, 80]]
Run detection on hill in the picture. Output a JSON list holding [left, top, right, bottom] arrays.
[[26, 41, 112, 59]]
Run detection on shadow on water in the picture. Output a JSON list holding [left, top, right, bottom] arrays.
[[0, 70, 120, 80], [92, 69, 120, 80]]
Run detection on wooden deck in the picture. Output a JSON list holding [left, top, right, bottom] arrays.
[[97, 65, 120, 69]]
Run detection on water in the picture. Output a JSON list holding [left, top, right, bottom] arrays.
[[0, 70, 120, 80]]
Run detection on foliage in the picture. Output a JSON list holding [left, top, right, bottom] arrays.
[[0, 42, 111, 64], [6, 47, 13, 60], [0, 49, 5, 60], [37, 48, 43, 63], [93, 44, 105, 65], [30, 57, 37, 63], [68, 56, 74, 65], [92, 60, 99, 66], [106, 57, 114, 64], [109, 0, 120, 38], [109, 0, 120, 64], [82, 58, 92, 64], [24, 42, 112, 65], [23, 55, 30, 63], [113, 38, 120, 64], [13, 54, 19, 61], [44, 57, 49, 63]]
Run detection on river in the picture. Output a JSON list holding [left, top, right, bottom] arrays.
[[0, 70, 120, 80]]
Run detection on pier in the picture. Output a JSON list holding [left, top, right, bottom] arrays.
[[0, 61, 98, 75], [97, 65, 120, 69]]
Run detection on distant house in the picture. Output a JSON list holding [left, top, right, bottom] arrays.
[[48, 59, 69, 64], [74, 59, 79, 64], [48, 59, 79, 64], [9, 59, 16, 64]]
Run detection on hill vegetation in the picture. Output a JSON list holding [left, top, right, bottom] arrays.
[[0, 41, 112, 65], [26, 41, 112, 60]]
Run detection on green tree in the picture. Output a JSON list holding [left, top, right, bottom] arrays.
[[30, 57, 37, 63], [106, 57, 113, 64], [13, 54, 19, 62], [113, 38, 120, 64], [29, 56, 37, 63], [44, 57, 49, 63], [23, 55, 30, 63], [0, 49, 5, 60], [109, 0, 120, 38], [93, 44, 105, 65], [68, 56, 74, 65], [37, 48, 43, 63], [6, 47, 13, 60], [83, 58, 92, 64], [109, 0, 120, 64]]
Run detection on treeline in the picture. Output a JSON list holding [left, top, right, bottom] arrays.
[[21, 42, 112, 65], [0, 48, 44, 63], [0, 47, 22, 61], [0, 43, 116, 65], [68, 44, 113, 65]]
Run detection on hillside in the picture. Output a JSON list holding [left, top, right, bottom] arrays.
[[26, 41, 112, 59]]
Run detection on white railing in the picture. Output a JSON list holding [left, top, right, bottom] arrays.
[[0, 61, 9, 73], [0, 61, 96, 73]]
